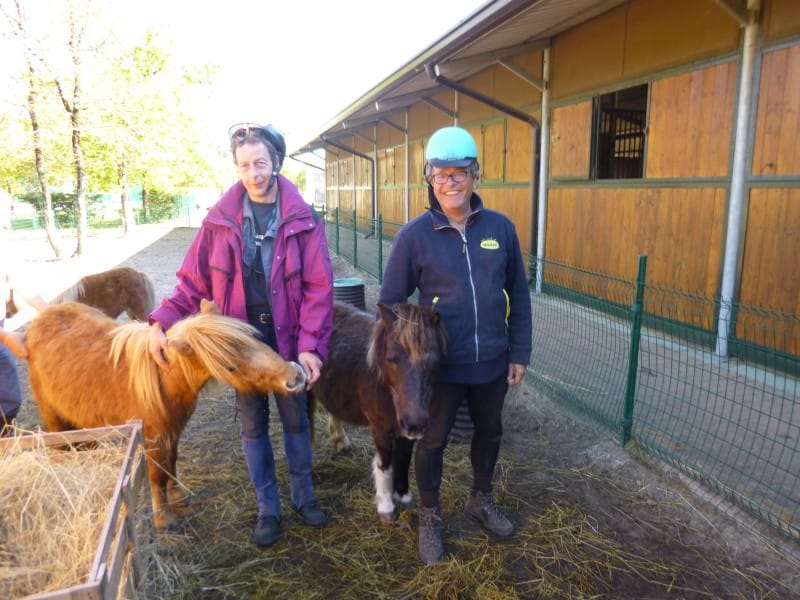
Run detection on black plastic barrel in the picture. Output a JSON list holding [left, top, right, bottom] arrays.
[[333, 277, 366, 311], [449, 399, 474, 444]]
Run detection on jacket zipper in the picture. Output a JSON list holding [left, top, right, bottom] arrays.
[[458, 227, 480, 363]]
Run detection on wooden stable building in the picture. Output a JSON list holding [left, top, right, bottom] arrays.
[[293, 0, 799, 359]]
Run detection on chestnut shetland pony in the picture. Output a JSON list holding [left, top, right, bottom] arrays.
[[6, 266, 156, 321], [0, 299, 306, 531], [308, 301, 446, 522]]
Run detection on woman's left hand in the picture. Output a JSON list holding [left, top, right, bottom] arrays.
[[298, 350, 323, 389], [507, 362, 527, 386]]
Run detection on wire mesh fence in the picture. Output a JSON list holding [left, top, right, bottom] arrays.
[[534, 257, 799, 542], [322, 211, 800, 544]]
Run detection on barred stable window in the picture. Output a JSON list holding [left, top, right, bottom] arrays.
[[590, 84, 648, 179]]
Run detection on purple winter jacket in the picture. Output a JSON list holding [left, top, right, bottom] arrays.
[[149, 175, 334, 362]]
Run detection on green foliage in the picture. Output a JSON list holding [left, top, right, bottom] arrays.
[[282, 166, 307, 193], [19, 191, 105, 227], [0, 6, 230, 205], [140, 190, 181, 223]]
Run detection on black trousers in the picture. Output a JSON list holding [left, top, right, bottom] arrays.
[[415, 373, 508, 508]]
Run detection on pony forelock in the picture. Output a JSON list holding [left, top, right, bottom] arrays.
[[367, 304, 445, 374]]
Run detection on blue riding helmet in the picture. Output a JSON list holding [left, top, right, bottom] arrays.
[[425, 126, 478, 168]]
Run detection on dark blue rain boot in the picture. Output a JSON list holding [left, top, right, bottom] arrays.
[[242, 434, 281, 546], [283, 428, 327, 527]]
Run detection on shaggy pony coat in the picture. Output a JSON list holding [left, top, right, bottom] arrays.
[[308, 301, 446, 521], [0, 299, 306, 530]]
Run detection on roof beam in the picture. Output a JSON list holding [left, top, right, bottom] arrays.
[[712, 0, 751, 27], [379, 117, 407, 134], [498, 59, 545, 91], [422, 97, 456, 119], [426, 63, 539, 127], [373, 86, 440, 113], [352, 131, 375, 145], [435, 39, 550, 78]]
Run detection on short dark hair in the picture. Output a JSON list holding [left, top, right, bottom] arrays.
[[230, 130, 278, 166], [424, 160, 480, 182]]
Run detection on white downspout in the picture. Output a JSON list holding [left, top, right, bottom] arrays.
[[404, 112, 410, 223], [716, 13, 759, 357], [535, 47, 551, 294]]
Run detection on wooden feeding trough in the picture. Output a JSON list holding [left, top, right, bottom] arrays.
[[0, 422, 152, 599]]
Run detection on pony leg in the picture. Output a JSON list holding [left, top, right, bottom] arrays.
[[327, 414, 352, 453], [372, 454, 396, 523], [392, 436, 415, 509], [146, 441, 177, 532], [165, 442, 191, 513]]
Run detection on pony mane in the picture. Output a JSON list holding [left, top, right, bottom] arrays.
[[54, 280, 86, 303], [167, 312, 262, 383], [367, 304, 446, 371], [110, 322, 166, 417], [110, 313, 262, 417]]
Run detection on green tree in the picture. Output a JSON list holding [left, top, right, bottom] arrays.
[[0, 0, 230, 249]]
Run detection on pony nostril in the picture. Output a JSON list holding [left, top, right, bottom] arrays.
[[401, 418, 429, 437], [289, 361, 306, 390]]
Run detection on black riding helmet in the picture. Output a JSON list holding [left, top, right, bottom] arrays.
[[228, 123, 286, 172]]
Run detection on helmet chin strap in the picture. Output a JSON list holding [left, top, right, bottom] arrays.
[[266, 171, 278, 192], [265, 152, 281, 192]]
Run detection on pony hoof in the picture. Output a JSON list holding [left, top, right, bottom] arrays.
[[378, 510, 397, 524], [394, 493, 414, 510]]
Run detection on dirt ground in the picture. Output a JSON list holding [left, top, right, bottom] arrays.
[[6, 225, 800, 599]]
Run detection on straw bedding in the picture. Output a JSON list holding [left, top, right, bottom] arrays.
[[5, 231, 799, 599], [0, 436, 126, 596]]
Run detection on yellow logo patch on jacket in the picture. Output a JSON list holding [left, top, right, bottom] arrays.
[[480, 238, 500, 250]]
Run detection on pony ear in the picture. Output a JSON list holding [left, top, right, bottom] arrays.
[[377, 303, 396, 324], [0, 330, 28, 360], [200, 299, 220, 315], [169, 336, 194, 357]]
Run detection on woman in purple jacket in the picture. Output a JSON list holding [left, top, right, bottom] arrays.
[[149, 123, 334, 547]]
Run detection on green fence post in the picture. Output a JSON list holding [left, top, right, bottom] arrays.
[[334, 207, 340, 255], [377, 214, 383, 284], [352, 209, 358, 269], [622, 254, 647, 446]]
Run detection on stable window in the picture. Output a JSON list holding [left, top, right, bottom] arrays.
[[590, 84, 648, 179]]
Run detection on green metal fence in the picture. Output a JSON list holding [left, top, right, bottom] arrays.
[[532, 257, 799, 543], [323, 211, 800, 544], [321, 207, 394, 283]]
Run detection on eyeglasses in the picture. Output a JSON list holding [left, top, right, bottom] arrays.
[[229, 123, 268, 142], [430, 171, 470, 185]]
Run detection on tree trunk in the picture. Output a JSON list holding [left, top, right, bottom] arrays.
[[27, 71, 62, 258], [68, 82, 88, 257], [59, 11, 88, 257], [12, 0, 61, 258], [118, 160, 134, 234]]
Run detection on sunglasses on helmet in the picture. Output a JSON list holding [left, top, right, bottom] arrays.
[[228, 123, 270, 142]]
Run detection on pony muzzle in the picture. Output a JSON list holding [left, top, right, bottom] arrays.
[[288, 361, 307, 392], [399, 417, 429, 440]]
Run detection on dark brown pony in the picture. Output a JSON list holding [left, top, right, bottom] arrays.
[[6, 266, 156, 321], [0, 299, 306, 531], [308, 301, 446, 522], [53, 266, 156, 321]]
